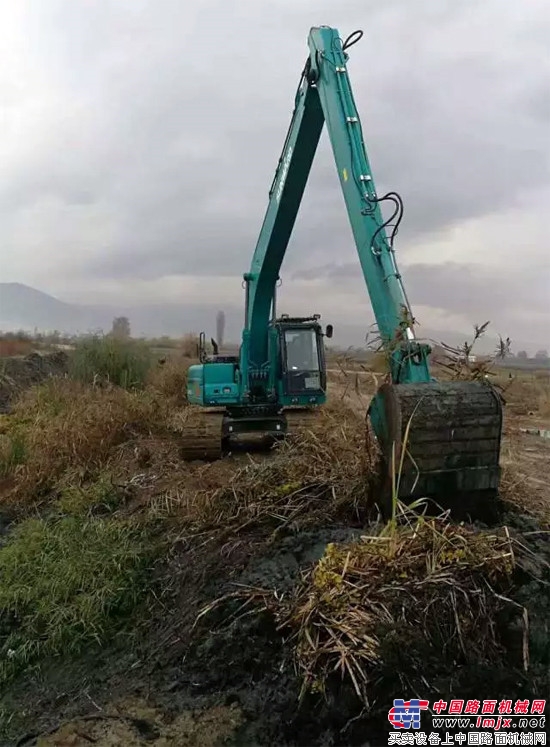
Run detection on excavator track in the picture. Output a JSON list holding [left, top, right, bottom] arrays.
[[371, 380, 504, 521], [178, 410, 225, 461]]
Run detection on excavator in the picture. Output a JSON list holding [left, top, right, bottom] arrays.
[[182, 26, 503, 517]]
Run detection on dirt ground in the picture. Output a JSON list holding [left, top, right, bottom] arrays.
[[30, 699, 243, 746], [0, 351, 68, 413], [1, 365, 549, 747]]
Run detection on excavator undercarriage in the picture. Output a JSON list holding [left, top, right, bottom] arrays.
[[179, 406, 323, 462]]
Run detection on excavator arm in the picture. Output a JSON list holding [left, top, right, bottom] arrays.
[[186, 26, 504, 521], [242, 68, 324, 378], [242, 27, 429, 392]]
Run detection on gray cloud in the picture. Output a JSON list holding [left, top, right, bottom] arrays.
[[291, 260, 549, 345], [403, 263, 548, 319], [0, 0, 549, 346], [295, 259, 548, 310]]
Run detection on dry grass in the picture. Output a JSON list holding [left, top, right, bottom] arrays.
[[147, 356, 194, 406], [536, 380, 550, 417], [504, 372, 550, 414], [283, 520, 516, 699], [0, 379, 168, 508], [153, 403, 377, 537], [181, 333, 200, 358], [0, 339, 33, 358]]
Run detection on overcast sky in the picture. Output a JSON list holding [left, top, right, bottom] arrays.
[[1, 0, 549, 349]]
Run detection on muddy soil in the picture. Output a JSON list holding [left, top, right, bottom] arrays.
[[26, 699, 243, 746], [5, 513, 550, 747], [147, 516, 550, 746], [0, 352, 69, 413]]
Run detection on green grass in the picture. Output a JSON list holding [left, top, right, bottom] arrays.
[[55, 472, 125, 516], [68, 335, 154, 389], [0, 430, 26, 478], [0, 513, 161, 686]]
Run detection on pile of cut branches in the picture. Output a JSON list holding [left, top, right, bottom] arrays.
[[218, 518, 521, 705], [279, 519, 518, 700]]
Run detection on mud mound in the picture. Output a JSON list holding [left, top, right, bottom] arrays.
[[266, 522, 516, 697], [0, 351, 68, 413], [170, 514, 549, 746]]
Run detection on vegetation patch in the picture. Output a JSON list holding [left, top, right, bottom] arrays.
[[0, 351, 69, 414], [55, 471, 128, 516], [0, 513, 161, 687], [69, 335, 154, 389], [0, 428, 26, 479], [0, 379, 167, 509], [153, 404, 376, 536], [147, 356, 193, 406], [271, 520, 517, 700]]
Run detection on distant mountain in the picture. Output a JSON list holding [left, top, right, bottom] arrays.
[[0, 282, 536, 354], [0, 283, 80, 330], [0, 283, 230, 340]]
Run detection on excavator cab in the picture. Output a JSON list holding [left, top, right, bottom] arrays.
[[275, 315, 331, 404]]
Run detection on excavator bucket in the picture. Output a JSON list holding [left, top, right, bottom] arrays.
[[368, 379, 504, 522]]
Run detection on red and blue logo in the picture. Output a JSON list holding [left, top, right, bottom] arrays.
[[388, 699, 430, 729]]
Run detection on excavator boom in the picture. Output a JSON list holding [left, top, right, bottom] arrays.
[[242, 28, 428, 390]]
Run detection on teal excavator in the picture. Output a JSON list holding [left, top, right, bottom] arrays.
[[183, 26, 503, 516]]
